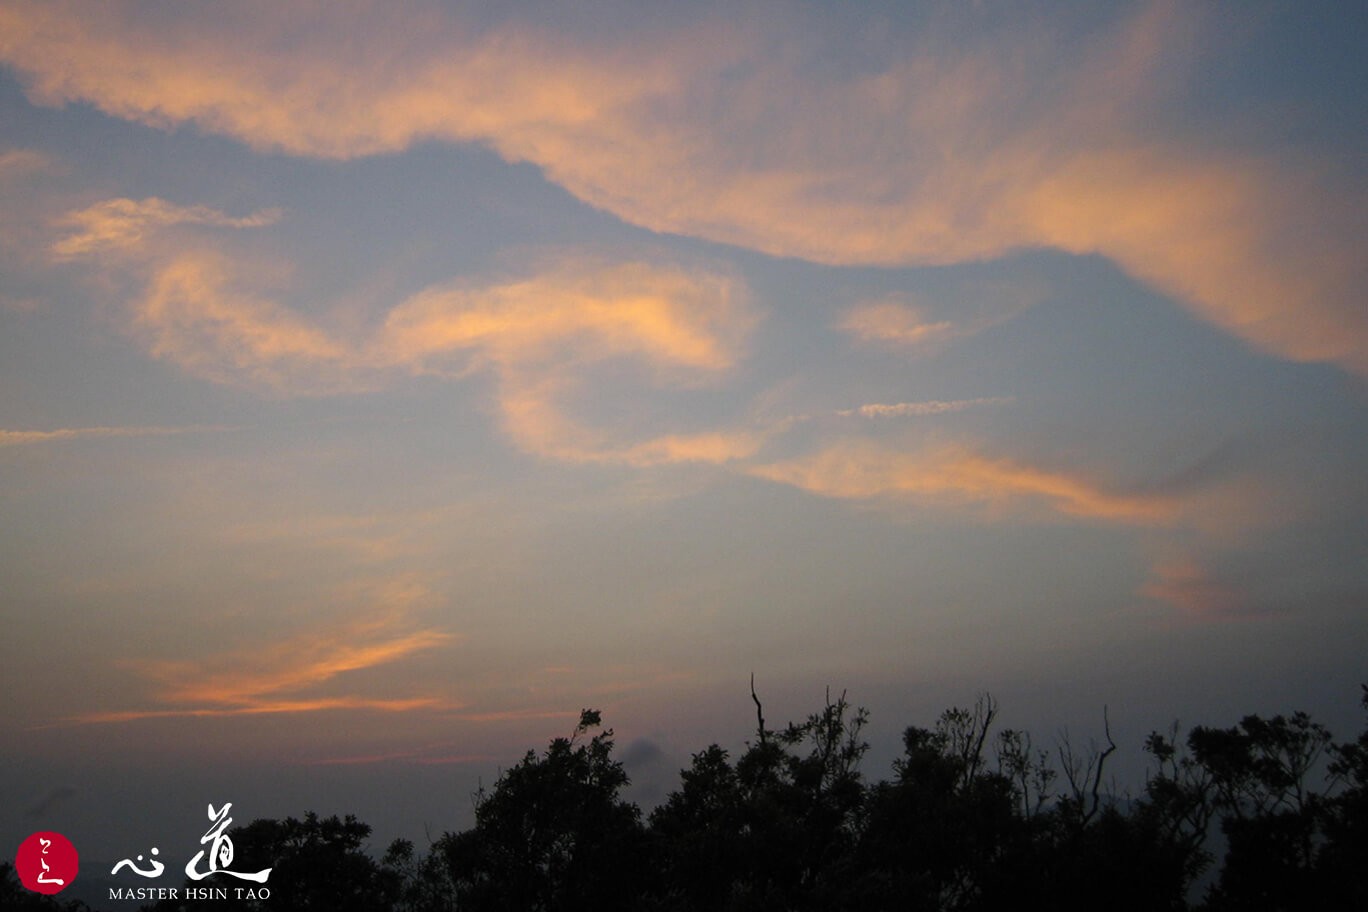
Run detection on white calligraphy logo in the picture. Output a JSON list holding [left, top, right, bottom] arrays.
[[110, 846, 162, 878], [186, 803, 270, 883], [36, 837, 65, 886], [110, 801, 271, 883]]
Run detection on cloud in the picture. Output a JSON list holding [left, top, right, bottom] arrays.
[[51, 197, 282, 259], [49, 198, 367, 393], [377, 257, 760, 464], [838, 301, 961, 350], [379, 259, 748, 374], [620, 736, 665, 768], [57, 208, 762, 461], [1141, 557, 1248, 618], [836, 398, 1013, 419], [60, 594, 456, 725], [0, 424, 236, 447], [133, 252, 361, 393], [4, 1, 1362, 373], [0, 147, 47, 181], [142, 630, 451, 707], [751, 439, 1182, 524], [66, 697, 446, 726]]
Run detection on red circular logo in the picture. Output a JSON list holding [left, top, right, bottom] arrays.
[[15, 832, 79, 895]]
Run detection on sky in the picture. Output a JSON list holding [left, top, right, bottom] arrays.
[[3, 0, 1367, 888]]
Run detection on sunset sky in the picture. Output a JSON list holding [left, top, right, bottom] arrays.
[[3, 0, 1367, 874]]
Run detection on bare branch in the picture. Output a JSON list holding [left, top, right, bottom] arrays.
[[1088, 706, 1118, 823], [751, 672, 768, 745]]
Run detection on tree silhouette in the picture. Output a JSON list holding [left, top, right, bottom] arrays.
[[1318, 685, 1368, 907], [43, 685, 1357, 912], [434, 709, 649, 912], [142, 812, 402, 912], [649, 687, 870, 910]]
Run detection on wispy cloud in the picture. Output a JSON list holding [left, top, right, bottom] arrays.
[[752, 439, 1182, 524], [55, 210, 764, 462], [57, 595, 455, 726], [48, 198, 361, 392], [133, 252, 361, 392], [141, 630, 452, 707], [378, 259, 748, 374], [1141, 556, 1249, 619], [0, 147, 47, 180], [68, 697, 447, 726], [377, 257, 761, 464], [52, 197, 281, 259], [838, 301, 961, 350], [0, 424, 237, 447], [836, 398, 1013, 419]]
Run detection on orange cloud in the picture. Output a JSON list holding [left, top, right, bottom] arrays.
[[752, 439, 1182, 524], [49, 190, 759, 462], [1024, 149, 1368, 374], [133, 253, 361, 393], [0, 147, 47, 180], [836, 399, 1013, 419], [64, 697, 446, 726], [50, 198, 370, 393], [1141, 557, 1247, 618], [59, 212, 762, 461], [142, 630, 452, 707], [59, 598, 456, 726], [379, 260, 747, 374], [0, 424, 235, 447], [378, 259, 757, 464], [486, 370, 762, 468], [52, 197, 281, 259], [838, 301, 959, 349], [5, 1, 1361, 373]]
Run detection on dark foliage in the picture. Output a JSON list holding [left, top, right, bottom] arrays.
[[2, 862, 94, 912], [434, 709, 650, 912], [64, 687, 1360, 912], [141, 812, 403, 912]]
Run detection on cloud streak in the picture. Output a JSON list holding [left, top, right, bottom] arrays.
[[752, 439, 1183, 524], [58, 602, 455, 726], [52, 197, 281, 259], [836, 398, 1013, 419], [0, 424, 237, 447], [838, 301, 961, 350]]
